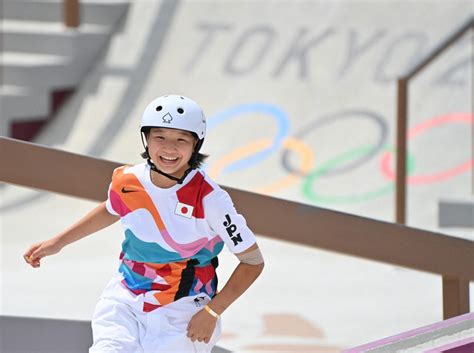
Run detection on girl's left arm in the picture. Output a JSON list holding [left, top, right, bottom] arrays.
[[186, 243, 264, 343]]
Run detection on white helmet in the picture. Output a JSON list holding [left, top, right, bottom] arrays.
[[140, 95, 206, 140]]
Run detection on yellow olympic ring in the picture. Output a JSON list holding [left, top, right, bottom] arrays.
[[207, 137, 315, 195]]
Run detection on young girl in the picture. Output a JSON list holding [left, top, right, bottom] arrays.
[[24, 95, 265, 353]]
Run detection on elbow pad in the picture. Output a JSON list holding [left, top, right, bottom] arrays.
[[236, 247, 264, 265]]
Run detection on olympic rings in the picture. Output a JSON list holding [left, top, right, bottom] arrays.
[[303, 145, 416, 204], [380, 112, 474, 184], [207, 103, 470, 204], [208, 137, 315, 195], [258, 138, 314, 194], [207, 102, 290, 174], [207, 139, 272, 179], [282, 110, 388, 177]]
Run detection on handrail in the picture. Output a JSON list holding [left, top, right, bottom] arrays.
[[395, 15, 474, 225], [1, 136, 473, 319], [64, 0, 80, 28], [405, 16, 474, 80]]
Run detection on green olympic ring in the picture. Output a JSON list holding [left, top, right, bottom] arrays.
[[302, 145, 416, 204]]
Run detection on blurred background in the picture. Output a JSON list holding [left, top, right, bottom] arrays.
[[1, 0, 473, 352]]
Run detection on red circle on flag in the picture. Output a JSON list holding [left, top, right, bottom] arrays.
[[181, 206, 188, 214]]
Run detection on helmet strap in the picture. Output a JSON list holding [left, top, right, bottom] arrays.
[[146, 155, 193, 185]]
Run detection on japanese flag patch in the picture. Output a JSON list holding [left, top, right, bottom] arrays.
[[175, 202, 194, 219]]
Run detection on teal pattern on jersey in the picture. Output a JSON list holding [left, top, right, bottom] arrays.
[[191, 241, 224, 265], [121, 229, 182, 263]]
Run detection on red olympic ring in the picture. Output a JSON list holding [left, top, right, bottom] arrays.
[[380, 112, 474, 184]]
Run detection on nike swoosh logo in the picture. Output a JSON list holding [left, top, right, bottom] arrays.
[[121, 187, 139, 193]]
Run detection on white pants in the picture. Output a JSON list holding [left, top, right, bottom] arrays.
[[89, 275, 221, 353]]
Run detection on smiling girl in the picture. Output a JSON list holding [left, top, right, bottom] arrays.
[[24, 95, 264, 353]]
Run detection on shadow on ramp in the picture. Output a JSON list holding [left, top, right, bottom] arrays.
[[0, 316, 232, 353], [1, 316, 91, 353]]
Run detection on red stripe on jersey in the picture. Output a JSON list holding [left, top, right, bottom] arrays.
[[176, 172, 213, 219], [151, 263, 172, 277], [121, 280, 147, 295], [151, 282, 172, 291], [143, 302, 162, 312], [194, 264, 216, 284]]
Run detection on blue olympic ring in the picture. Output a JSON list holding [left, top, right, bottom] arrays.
[[207, 102, 290, 174]]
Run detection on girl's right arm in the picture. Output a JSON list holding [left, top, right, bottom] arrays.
[[23, 201, 119, 268]]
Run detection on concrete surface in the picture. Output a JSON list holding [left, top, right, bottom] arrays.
[[1, 1, 473, 352], [0, 316, 232, 353], [439, 198, 474, 228]]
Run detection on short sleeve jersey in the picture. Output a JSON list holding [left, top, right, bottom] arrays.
[[105, 163, 256, 312]]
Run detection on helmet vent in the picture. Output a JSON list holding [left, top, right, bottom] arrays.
[[177, 108, 184, 114], [156, 106, 163, 112]]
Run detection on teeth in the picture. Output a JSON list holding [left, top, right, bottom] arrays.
[[161, 156, 178, 161]]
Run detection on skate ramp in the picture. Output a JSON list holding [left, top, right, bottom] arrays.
[[0, 316, 92, 353], [344, 312, 474, 353], [0, 316, 232, 353], [1, 1, 473, 351]]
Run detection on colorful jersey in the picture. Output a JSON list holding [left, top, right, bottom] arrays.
[[105, 163, 256, 312]]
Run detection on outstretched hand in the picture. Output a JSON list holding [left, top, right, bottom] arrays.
[[186, 308, 217, 344], [23, 239, 62, 268]]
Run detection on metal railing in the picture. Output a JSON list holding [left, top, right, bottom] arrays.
[[395, 15, 474, 224], [64, 0, 80, 28], [1, 136, 473, 320]]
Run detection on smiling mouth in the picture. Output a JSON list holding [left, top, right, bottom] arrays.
[[160, 156, 179, 164]]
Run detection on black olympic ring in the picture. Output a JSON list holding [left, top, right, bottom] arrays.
[[281, 109, 389, 177]]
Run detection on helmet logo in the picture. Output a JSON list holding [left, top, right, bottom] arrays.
[[162, 113, 173, 124]]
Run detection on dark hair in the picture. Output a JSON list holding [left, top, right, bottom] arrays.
[[140, 129, 209, 169]]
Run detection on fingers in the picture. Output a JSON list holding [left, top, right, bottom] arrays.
[[23, 244, 37, 259], [186, 309, 216, 343], [186, 327, 211, 343], [187, 334, 209, 343], [23, 244, 42, 268], [186, 327, 199, 342], [24, 254, 41, 268]]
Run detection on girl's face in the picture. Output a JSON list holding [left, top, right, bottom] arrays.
[[147, 127, 197, 178]]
